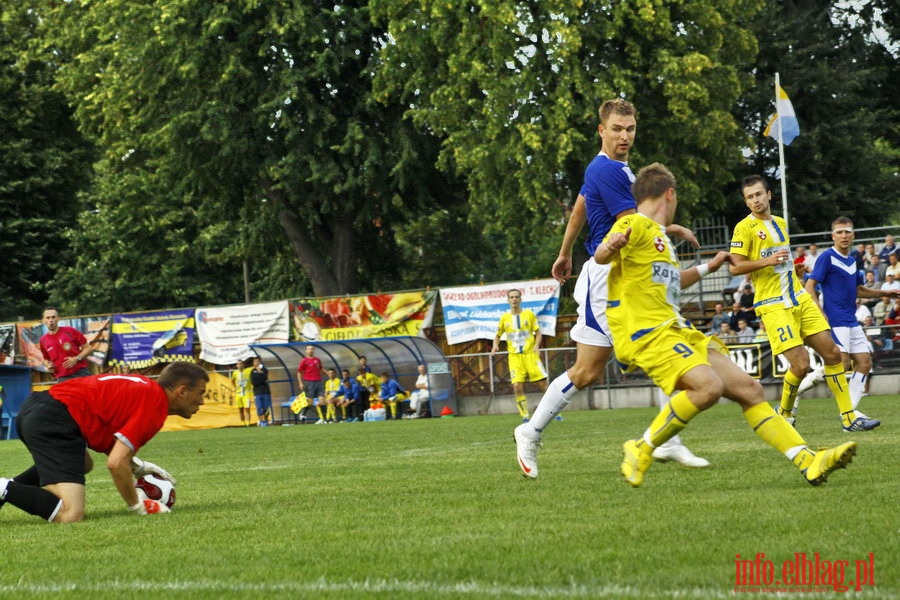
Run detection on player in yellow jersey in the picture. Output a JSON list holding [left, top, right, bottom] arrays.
[[230, 359, 254, 426], [597, 163, 856, 487], [323, 368, 342, 423], [729, 175, 878, 432], [492, 289, 549, 421]]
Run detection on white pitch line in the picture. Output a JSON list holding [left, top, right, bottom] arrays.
[[0, 578, 887, 599]]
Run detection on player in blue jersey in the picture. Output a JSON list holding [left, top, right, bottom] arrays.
[[514, 98, 705, 478], [798, 217, 898, 425]]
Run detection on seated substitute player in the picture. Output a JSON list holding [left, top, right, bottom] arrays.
[[796, 218, 899, 423], [729, 175, 877, 432], [378, 372, 406, 420], [336, 376, 362, 422], [0, 362, 209, 522], [596, 163, 856, 487], [491, 289, 549, 421]]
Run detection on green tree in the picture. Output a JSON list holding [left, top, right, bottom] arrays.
[[35, 0, 453, 309], [0, 6, 94, 320], [372, 0, 764, 272], [731, 0, 899, 232]]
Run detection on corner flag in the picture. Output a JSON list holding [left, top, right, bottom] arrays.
[[763, 85, 800, 145]]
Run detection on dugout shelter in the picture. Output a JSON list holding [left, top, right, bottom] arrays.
[[0, 365, 32, 440], [250, 336, 457, 421]]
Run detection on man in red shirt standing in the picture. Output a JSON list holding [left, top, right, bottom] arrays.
[[296, 345, 325, 423], [39, 307, 92, 381], [0, 362, 208, 523]]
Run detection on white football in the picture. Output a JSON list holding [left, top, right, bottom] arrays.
[[135, 474, 177, 509]]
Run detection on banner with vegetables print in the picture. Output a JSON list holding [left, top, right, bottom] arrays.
[[290, 290, 437, 341]]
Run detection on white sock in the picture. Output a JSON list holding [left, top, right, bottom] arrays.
[[797, 365, 825, 395], [526, 371, 579, 435], [848, 372, 867, 410], [0, 477, 9, 500]]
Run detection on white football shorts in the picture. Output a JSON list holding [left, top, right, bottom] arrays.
[[568, 258, 613, 348], [830, 325, 871, 356]]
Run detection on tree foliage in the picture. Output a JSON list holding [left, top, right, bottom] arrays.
[[730, 0, 899, 233], [0, 6, 94, 320]]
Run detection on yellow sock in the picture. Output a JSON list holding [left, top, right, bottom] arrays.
[[328, 405, 337, 420], [515, 396, 529, 418], [744, 402, 807, 454], [388, 401, 397, 418], [779, 370, 801, 414], [340, 406, 347, 419], [824, 363, 855, 426], [316, 405, 324, 420], [644, 391, 701, 448]]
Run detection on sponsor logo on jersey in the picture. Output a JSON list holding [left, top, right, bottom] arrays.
[[757, 231, 767, 240], [654, 237, 665, 252]]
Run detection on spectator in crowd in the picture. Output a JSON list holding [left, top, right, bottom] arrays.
[[336, 376, 361, 422], [708, 302, 729, 333], [729, 301, 756, 331], [231, 359, 254, 427], [378, 372, 406, 420], [792, 245, 807, 273], [356, 367, 380, 416], [321, 367, 342, 423], [867, 254, 887, 283], [753, 320, 769, 343], [851, 242, 865, 270], [878, 233, 898, 262], [863, 243, 877, 269], [738, 284, 755, 309], [250, 357, 272, 427], [863, 316, 893, 352], [407, 364, 430, 419], [296, 345, 325, 424], [718, 322, 737, 344], [805, 243, 820, 274], [0, 362, 208, 522], [492, 288, 549, 422], [882, 272, 900, 293], [862, 271, 881, 309], [39, 308, 92, 382], [885, 253, 900, 279], [872, 296, 892, 325], [885, 298, 900, 328], [735, 319, 756, 344], [358, 355, 372, 374], [855, 299, 872, 326], [731, 274, 753, 304]]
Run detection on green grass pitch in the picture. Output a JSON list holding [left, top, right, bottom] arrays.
[[1, 395, 897, 599]]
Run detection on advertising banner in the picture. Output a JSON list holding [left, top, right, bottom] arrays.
[[109, 309, 195, 368], [196, 301, 290, 366], [440, 280, 560, 345], [291, 290, 437, 341], [16, 316, 111, 372], [162, 371, 255, 431]]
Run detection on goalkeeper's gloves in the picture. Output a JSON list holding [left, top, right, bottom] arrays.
[[129, 490, 170, 515], [131, 456, 177, 485]]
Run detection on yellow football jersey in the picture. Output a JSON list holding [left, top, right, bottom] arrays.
[[497, 309, 540, 354], [730, 214, 804, 314], [605, 213, 687, 342], [325, 376, 342, 397]]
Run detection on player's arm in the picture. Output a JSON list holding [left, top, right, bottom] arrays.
[[729, 250, 789, 275], [857, 284, 900, 299], [665, 224, 700, 250], [108, 439, 141, 508], [491, 326, 502, 355], [803, 277, 826, 316], [594, 227, 632, 265], [551, 194, 587, 283], [680, 251, 733, 288]]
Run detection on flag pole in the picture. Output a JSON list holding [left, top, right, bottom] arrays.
[[775, 72, 789, 228]]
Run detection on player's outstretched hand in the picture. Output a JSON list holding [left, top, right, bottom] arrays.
[[667, 224, 700, 250], [551, 254, 573, 283], [129, 495, 171, 515], [707, 251, 734, 273], [131, 457, 177, 486]]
